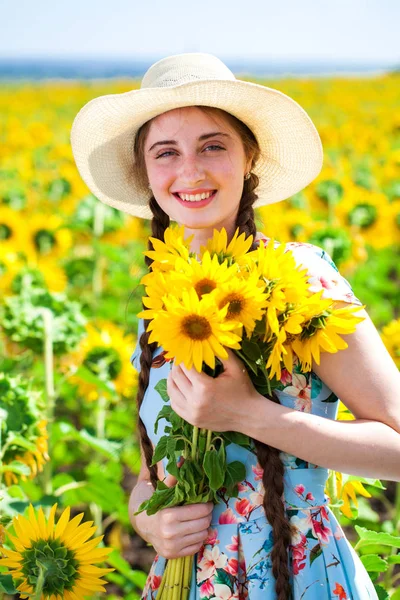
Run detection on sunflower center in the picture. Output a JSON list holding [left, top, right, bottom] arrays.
[[34, 229, 56, 254], [301, 313, 329, 339], [181, 315, 212, 340], [220, 293, 244, 319], [0, 224, 12, 240], [194, 278, 216, 298], [348, 204, 377, 228], [22, 537, 79, 595], [84, 347, 122, 380]]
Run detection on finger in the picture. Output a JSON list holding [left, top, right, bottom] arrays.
[[177, 515, 213, 537], [167, 377, 187, 415], [171, 362, 193, 394], [179, 361, 210, 383], [219, 348, 247, 375], [179, 529, 210, 550], [164, 474, 178, 487], [175, 503, 214, 522], [177, 541, 205, 558]]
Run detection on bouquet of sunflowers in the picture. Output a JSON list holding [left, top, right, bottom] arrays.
[[134, 225, 365, 600]]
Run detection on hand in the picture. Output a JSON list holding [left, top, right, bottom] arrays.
[[145, 473, 214, 559], [167, 349, 259, 431]]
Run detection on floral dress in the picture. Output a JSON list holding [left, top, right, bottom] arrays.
[[131, 233, 378, 600]]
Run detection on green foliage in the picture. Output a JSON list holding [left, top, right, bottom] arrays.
[[1, 279, 87, 355]]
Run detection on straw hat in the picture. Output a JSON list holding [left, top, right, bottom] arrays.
[[70, 52, 323, 220]]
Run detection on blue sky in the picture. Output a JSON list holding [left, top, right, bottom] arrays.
[[1, 0, 399, 63]]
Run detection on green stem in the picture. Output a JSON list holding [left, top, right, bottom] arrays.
[[182, 555, 193, 600], [327, 470, 341, 520], [90, 395, 107, 536], [41, 308, 55, 508], [172, 557, 183, 600], [156, 559, 168, 598], [383, 482, 400, 589], [33, 563, 45, 600], [191, 427, 199, 461]]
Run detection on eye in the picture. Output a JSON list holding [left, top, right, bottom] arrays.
[[204, 144, 225, 152], [156, 150, 176, 159]]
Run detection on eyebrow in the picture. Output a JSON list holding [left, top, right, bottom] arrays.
[[147, 132, 231, 152]]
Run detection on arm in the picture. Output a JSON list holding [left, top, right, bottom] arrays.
[[240, 305, 400, 481]]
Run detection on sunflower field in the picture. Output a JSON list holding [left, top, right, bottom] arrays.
[[0, 72, 399, 599]]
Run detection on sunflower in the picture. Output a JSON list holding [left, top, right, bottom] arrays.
[[140, 287, 242, 372], [0, 247, 25, 294], [335, 186, 395, 249], [144, 224, 194, 272], [212, 270, 268, 337], [291, 296, 366, 371], [25, 214, 73, 260], [139, 269, 174, 320], [177, 250, 241, 297], [380, 317, 400, 369], [247, 240, 310, 340], [0, 503, 113, 599], [335, 472, 372, 519], [0, 206, 29, 253], [61, 320, 137, 402], [199, 227, 254, 265], [3, 419, 50, 488]]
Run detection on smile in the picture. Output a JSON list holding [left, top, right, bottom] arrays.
[[173, 190, 217, 207]]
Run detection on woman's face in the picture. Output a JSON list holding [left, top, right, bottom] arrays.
[[143, 106, 251, 233]]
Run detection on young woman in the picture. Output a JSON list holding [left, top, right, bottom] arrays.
[[71, 53, 400, 600]]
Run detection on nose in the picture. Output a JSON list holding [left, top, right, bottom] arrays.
[[177, 154, 205, 185]]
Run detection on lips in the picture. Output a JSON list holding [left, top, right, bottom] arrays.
[[173, 190, 217, 208]]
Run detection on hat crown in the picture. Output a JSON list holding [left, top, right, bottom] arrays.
[[140, 52, 236, 89]]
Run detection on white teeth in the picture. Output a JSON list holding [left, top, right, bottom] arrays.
[[178, 191, 214, 202]]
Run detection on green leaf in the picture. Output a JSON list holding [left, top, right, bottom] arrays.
[[154, 405, 173, 434], [3, 432, 37, 453], [77, 429, 121, 460], [223, 431, 251, 448], [345, 475, 385, 490], [74, 365, 116, 397], [135, 486, 176, 515], [360, 555, 388, 573], [374, 584, 390, 600], [223, 461, 246, 494], [0, 460, 31, 476], [387, 554, 400, 564], [151, 436, 169, 465], [0, 574, 18, 594], [107, 550, 148, 587], [355, 526, 400, 549], [203, 449, 224, 491], [155, 379, 169, 402], [240, 339, 263, 362], [234, 350, 258, 375]]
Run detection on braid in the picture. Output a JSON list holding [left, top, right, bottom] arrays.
[[136, 196, 170, 489], [235, 179, 294, 600]]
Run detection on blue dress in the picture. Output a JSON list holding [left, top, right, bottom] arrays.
[[131, 235, 378, 600]]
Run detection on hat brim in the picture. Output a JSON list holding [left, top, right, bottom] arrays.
[[70, 78, 323, 220]]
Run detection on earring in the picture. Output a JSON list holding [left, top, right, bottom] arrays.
[[148, 184, 152, 190], [244, 172, 251, 180]]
